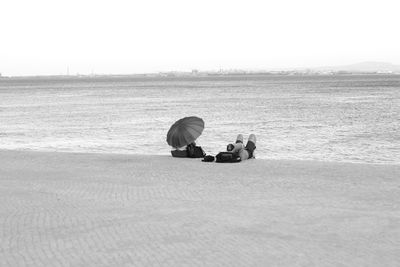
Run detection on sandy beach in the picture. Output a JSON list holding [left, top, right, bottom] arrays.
[[0, 150, 399, 266]]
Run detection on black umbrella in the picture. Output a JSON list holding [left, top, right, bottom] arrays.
[[166, 116, 204, 148]]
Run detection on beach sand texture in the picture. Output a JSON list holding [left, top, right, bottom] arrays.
[[1, 150, 399, 266]]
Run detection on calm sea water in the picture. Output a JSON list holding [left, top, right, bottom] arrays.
[[0, 74, 399, 164]]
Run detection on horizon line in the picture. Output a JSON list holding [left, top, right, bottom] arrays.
[[2, 61, 400, 78]]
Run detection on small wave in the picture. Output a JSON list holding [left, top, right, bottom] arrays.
[[0, 132, 26, 137]]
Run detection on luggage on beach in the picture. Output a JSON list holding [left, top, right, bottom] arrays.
[[215, 151, 241, 163], [202, 155, 215, 162]]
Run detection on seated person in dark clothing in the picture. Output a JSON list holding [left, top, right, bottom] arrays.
[[171, 142, 205, 158]]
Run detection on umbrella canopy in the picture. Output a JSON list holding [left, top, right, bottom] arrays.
[[167, 116, 204, 148]]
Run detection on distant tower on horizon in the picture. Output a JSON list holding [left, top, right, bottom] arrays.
[[67, 66, 70, 76]]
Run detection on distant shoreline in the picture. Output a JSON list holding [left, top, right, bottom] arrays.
[[1, 72, 400, 80]]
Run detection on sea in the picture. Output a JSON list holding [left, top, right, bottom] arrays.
[[0, 74, 399, 164]]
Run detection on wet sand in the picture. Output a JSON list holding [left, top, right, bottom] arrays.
[[0, 150, 399, 266]]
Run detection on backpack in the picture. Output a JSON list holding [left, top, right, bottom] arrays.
[[215, 151, 241, 163], [186, 143, 206, 158]]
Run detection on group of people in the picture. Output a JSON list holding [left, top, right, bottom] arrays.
[[171, 134, 257, 162]]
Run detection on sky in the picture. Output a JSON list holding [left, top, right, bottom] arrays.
[[1, 0, 400, 76]]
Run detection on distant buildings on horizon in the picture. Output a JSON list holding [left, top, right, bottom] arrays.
[[155, 68, 400, 77], [1, 63, 400, 79]]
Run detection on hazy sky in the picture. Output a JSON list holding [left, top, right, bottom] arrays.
[[1, 0, 399, 76]]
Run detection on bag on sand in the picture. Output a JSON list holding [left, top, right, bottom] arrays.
[[215, 151, 241, 163], [202, 155, 215, 162], [186, 144, 206, 158]]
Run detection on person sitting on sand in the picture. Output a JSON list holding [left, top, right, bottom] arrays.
[[226, 134, 256, 160], [171, 142, 205, 158]]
